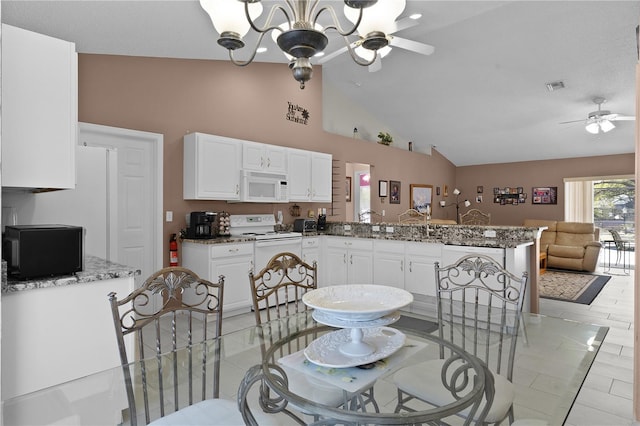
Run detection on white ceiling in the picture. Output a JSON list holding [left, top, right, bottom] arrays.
[[3, 1, 639, 166]]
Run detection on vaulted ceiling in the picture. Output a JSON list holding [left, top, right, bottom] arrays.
[[3, 1, 639, 166]]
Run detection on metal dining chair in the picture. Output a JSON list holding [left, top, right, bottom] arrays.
[[393, 254, 528, 425], [109, 267, 276, 425], [248, 252, 378, 419]]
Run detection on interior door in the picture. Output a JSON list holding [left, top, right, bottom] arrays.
[[79, 123, 163, 288]]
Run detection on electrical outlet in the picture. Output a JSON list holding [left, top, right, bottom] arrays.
[[372, 225, 380, 232], [386, 226, 394, 233], [344, 224, 352, 231], [484, 229, 497, 238], [166, 211, 173, 222]]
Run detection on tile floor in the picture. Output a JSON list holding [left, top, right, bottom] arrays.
[[218, 254, 638, 425]]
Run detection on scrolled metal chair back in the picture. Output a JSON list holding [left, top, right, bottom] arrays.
[[435, 254, 527, 380], [108, 267, 224, 425]]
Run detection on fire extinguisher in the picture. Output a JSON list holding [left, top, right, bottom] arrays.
[[169, 233, 179, 266]]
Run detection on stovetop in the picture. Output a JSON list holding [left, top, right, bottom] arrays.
[[229, 214, 300, 239]]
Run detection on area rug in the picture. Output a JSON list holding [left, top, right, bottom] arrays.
[[539, 270, 611, 305]]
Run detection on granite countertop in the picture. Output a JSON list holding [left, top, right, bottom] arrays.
[[2, 255, 140, 293]]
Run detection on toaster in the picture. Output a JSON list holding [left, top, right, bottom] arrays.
[[293, 219, 316, 232]]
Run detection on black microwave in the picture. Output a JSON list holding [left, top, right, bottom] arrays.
[[3, 225, 83, 280]]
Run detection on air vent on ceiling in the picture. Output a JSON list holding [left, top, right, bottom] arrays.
[[546, 81, 565, 92]]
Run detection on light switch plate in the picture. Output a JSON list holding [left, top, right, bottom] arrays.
[[166, 211, 173, 222], [484, 229, 497, 238], [372, 225, 380, 232], [386, 226, 394, 233], [344, 224, 352, 231]]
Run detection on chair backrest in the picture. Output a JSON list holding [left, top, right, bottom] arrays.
[[248, 252, 317, 326], [109, 267, 224, 426], [609, 229, 625, 249], [459, 209, 491, 225], [399, 208, 428, 224], [434, 255, 527, 381]]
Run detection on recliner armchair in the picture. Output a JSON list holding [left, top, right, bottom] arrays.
[[524, 219, 602, 272]]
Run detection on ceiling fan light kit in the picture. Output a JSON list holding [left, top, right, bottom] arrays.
[[560, 96, 634, 134], [199, 0, 408, 89]]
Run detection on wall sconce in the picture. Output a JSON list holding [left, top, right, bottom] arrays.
[[439, 188, 470, 223]]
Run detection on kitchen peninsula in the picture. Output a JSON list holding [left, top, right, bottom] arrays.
[[182, 222, 543, 316], [1, 256, 139, 400]]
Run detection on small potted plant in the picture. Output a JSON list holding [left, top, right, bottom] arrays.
[[377, 131, 393, 146]]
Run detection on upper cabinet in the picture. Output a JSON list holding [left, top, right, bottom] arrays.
[[183, 133, 242, 200], [1, 24, 77, 189], [242, 141, 287, 173], [288, 148, 332, 202]]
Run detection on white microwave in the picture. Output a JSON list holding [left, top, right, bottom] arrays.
[[240, 170, 289, 203]]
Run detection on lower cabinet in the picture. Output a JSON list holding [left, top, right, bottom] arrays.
[[404, 242, 442, 297], [325, 237, 373, 286], [301, 236, 321, 267], [182, 241, 254, 315], [373, 240, 405, 289]]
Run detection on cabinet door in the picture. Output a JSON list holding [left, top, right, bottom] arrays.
[[184, 133, 241, 200], [348, 250, 373, 284], [326, 247, 348, 286], [211, 255, 253, 313], [243, 141, 287, 173], [287, 148, 312, 201], [374, 241, 405, 289], [310, 152, 332, 202], [2, 24, 77, 189], [405, 253, 437, 296]]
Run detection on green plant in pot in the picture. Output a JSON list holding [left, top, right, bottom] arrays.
[[378, 132, 393, 146]]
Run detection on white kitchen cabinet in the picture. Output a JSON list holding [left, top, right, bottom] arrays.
[[405, 242, 442, 297], [183, 132, 242, 200], [2, 24, 77, 189], [243, 141, 287, 173], [287, 148, 332, 202], [325, 237, 373, 286], [373, 240, 405, 289], [301, 236, 321, 269], [182, 241, 254, 315]]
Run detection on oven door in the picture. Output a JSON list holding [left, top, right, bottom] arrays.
[[254, 237, 303, 307]]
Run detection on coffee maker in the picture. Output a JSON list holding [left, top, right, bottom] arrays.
[[187, 211, 217, 239]]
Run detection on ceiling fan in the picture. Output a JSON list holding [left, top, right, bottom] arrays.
[[560, 97, 635, 134], [316, 15, 434, 72]]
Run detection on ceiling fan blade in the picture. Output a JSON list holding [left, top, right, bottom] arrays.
[[316, 44, 350, 65], [388, 16, 420, 34], [609, 114, 635, 121], [389, 36, 435, 56], [368, 55, 382, 73], [559, 119, 585, 124]]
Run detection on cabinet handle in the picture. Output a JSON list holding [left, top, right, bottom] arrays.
[[409, 261, 413, 273], [401, 260, 404, 272], [350, 254, 353, 264], [261, 157, 264, 167], [343, 253, 347, 264], [229, 248, 239, 253], [267, 158, 271, 167], [235, 184, 239, 195]]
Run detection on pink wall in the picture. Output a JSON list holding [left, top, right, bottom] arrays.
[[78, 54, 457, 264], [455, 154, 634, 225]]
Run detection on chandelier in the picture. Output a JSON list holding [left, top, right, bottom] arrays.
[[199, 0, 406, 89]]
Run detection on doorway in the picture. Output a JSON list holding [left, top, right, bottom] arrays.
[[79, 123, 163, 287], [346, 163, 370, 222]]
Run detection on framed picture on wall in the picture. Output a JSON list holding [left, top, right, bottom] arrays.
[[410, 184, 433, 213], [532, 186, 557, 204], [346, 177, 352, 202], [390, 180, 401, 204]]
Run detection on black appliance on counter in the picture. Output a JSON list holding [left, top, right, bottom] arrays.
[[187, 211, 217, 239], [2, 224, 83, 279], [317, 214, 327, 231], [293, 218, 316, 233]]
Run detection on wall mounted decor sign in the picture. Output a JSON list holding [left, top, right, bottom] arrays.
[[493, 187, 527, 205], [532, 187, 557, 204], [379, 180, 388, 197], [346, 177, 352, 202], [286, 102, 309, 125], [390, 180, 401, 204], [410, 184, 433, 213]]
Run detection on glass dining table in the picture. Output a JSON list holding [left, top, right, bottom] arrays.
[[2, 310, 607, 426]]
